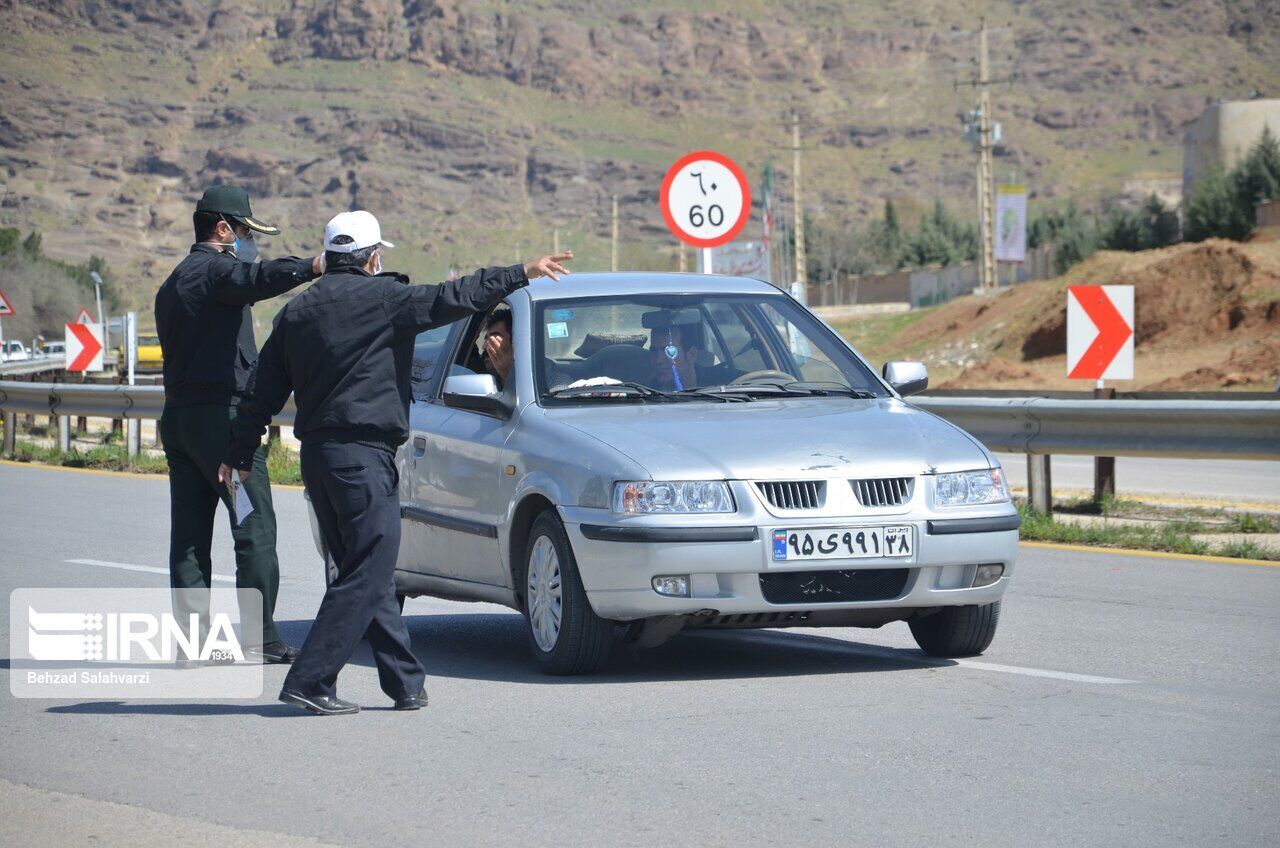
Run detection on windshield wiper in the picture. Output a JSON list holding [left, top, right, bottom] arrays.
[[545, 384, 737, 404], [688, 381, 878, 399], [782, 381, 879, 398]]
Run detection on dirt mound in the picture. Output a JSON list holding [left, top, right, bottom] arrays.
[[891, 239, 1280, 391], [939, 358, 1034, 389]]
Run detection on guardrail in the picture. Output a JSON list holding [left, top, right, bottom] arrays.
[[0, 355, 65, 378], [0, 381, 294, 456], [2, 381, 1277, 506]]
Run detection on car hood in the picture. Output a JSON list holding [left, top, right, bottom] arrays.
[[549, 397, 991, 480]]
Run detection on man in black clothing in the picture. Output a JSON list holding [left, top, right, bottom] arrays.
[[222, 210, 571, 715], [155, 184, 323, 665]]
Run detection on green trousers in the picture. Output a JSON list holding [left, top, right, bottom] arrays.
[[160, 404, 280, 646]]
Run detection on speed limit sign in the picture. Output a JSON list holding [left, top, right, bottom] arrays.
[[660, 150, 751, 271]]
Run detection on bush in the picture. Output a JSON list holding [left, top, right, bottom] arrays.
[[1099, 195, 1181, 251], [1184, 127, 1280, 242]]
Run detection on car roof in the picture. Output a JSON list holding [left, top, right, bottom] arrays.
[[523, 272, 783, 302]]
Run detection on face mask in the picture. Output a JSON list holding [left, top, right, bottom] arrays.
[[233, 234, 258, 264]]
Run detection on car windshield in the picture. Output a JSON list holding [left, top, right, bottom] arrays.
[[535, 292, 886, 403]]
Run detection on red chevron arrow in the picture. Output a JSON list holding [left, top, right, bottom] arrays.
[[1067, 286, 1132, 380], [67, 322, 103, 371]]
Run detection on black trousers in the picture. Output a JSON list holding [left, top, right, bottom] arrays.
[[284, 440, 425, 700], [160, 404, 280, 646]]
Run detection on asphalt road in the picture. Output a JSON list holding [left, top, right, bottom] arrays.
[[996, 453, 1280, 505], [1, 461, 1277, 847]]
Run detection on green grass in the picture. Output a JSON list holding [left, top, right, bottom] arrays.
[[827, 307, 935, 363], [11, 439, 168, 474], [1016, 503, 1280, 561], [9, 437, 304, 485]]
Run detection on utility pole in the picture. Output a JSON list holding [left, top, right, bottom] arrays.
[[610, 195, 619, 272], [678, 244, 687, 273], [955, 19, 1009, 291], [791, 112, 807, 290], [976, 19, 996, 290]]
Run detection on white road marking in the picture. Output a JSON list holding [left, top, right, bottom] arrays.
[[65, 559, 235, 584], [750, 632, 1137, 685], [951, 658, 1134, 685]]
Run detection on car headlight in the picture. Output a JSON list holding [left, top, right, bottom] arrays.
[[934, 468, 1009, 507], [612, 481, 735, 514]]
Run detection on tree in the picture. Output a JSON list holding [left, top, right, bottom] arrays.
[[1184, 128, 1280, 242], [1233, 125, 1280, 216], [1099, 194, 1180, 252], [1184, 165, 1250, 241], [21, 231, 42, 258], [0, 227, 19, 256]]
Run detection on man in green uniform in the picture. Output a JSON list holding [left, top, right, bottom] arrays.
[[154, 184, 323, 664]]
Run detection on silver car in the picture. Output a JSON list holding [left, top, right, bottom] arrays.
[[309, 273, 1020, 674]]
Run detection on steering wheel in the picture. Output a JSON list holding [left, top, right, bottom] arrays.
[[731, 369, 795, 385]]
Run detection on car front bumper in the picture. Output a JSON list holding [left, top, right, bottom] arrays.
[[559, 504, 1019, 622]]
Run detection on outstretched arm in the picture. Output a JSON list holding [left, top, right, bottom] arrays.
[[388, 251, 573, 333], [211, 253, 325, 307]]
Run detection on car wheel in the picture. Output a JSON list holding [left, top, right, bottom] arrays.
[[522, 509, 611, 675], [908, 601, 1000, 658]]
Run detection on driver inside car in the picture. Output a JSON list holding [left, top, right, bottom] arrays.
[[646, 312, 742, 390]]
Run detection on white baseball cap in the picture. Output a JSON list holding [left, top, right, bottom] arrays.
[[323, 210, 395, 253]]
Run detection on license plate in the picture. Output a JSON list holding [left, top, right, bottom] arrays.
[[772, 526, 913, 562]]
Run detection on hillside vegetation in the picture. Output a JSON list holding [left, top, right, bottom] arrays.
[[1, 0, 1277, 311]]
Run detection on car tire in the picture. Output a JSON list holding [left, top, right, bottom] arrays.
[[522, 509, 612, 675], [908, 601, 1000, 658]]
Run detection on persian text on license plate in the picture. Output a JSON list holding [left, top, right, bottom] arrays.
[[772, 526, 913, 562]]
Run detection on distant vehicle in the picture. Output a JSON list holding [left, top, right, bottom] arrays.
[[115, 334, 163, 372], [1, 340, 31, 362], [307, 273, 1020, 674], [41, 341, 65, 357]]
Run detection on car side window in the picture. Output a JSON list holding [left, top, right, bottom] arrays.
[[411, 323, 456, 401]]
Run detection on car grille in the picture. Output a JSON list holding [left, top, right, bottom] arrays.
[[851, 477, 914, 508], [758, 568, 909, 604], [756, 480, 826, 510]]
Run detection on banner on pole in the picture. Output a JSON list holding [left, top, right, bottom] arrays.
[[995, 184, 1027, 263]]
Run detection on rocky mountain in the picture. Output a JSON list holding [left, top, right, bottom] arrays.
[[1, 0, 1278, 309]]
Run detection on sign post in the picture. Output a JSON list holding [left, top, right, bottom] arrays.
[[0, 286, 14, 360], [660, 151, 751, 275], [1067, 285, 1134, 507]]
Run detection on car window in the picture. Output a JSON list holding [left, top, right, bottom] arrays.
[[411, 323, 457, 401], [757, 302, 850, 384], [534, 292, 885, 400]]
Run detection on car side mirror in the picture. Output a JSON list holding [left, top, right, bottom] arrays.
[[882, 361, 928, 397], [442, 373, 511, 418]]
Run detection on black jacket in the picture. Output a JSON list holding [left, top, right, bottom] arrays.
[[227, 264, 529, 471], [155, 244, 316, 408]]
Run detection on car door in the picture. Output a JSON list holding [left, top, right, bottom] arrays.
[[398, 320, 465, 578], [413, 312, 515, 587]]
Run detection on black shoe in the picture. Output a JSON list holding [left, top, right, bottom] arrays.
[[393, 688, 428, 711], [248, 641, 299, 665], [278, 690, 360, 716]]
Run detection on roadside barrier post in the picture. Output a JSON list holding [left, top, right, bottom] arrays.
[[1027, 454, 1052, 513], [57, 416, 70, 452], [1093, 386, 1117, 506], [2, 410, 14, 457]]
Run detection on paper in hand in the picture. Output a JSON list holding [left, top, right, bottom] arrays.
[[232, 477, 255, 526]]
